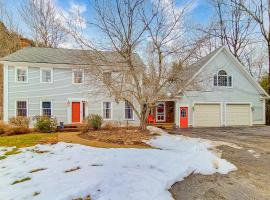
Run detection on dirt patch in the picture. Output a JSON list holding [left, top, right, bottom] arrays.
[[169, 126, 270, 200], [79, 128, 152, 147]]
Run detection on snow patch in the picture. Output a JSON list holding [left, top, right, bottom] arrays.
[[248, 149, 260, 158], [0, 128, 236, 200]]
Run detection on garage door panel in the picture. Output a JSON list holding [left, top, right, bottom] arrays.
[[226, 104, 251, 126], [194, 104, 221, 127]]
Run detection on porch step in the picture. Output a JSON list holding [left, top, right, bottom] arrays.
[[58, 124, 83, 132], [148, 123, 175, 130]]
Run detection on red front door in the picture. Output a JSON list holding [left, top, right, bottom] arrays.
[[180, 107, 188, 128], [72, 102, 81, 123]]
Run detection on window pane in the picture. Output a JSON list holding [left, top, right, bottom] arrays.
[[74, 71, 83, 83], [42, 70, 51, 82], [125, 101, 133, 119], [103, 72, 112, 83], [213, 75, 217, 86], [218, 75, 227, 86], [42, 101, 51, 117], [228, 76, 232, 87], [103, 102, 111, 119], [17, 101, 27, 116], [218, 70, 227, 75], [17, 69, 27, 82]]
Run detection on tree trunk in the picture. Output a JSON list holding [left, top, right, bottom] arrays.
[[139, 105, 149, 131]]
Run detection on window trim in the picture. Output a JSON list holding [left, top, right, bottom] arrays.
[[102, 101, 113, 120], [213, 69, 233, 88], [40, 100, 53, 117], [72, 69, 84, 84], [124, 100, 134, 120], [15, 100, 28, 117], [15, 66, 28, 83], [40, 68, 53, 83]]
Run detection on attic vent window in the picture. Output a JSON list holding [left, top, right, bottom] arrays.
[[214, 70, 232, 87]]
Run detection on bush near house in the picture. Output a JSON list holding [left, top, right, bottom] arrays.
[[0, 117, 30, 136], [0, 122, 12, 135], [33, 116, 57, 133], [81, 114, 103, 132], [8, 117, 30, 135]]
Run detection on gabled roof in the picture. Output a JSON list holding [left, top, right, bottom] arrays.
[[180, 47, 223, 82], [0, 47, 144, 67], [181, 46, 269, 98]]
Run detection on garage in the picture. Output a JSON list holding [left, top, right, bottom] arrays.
[[193, 104, 221, 127], [225, 104, 251, 126]]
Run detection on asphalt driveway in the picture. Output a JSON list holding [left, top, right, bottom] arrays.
[[169, 126, 270, 200]]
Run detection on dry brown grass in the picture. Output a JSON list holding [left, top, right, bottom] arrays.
[[79, 127, 152, 148], [0, 128, 153, 149], [58, 128, 153, 149]]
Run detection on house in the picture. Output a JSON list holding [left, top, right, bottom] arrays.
[[0, 46, 269, 128]]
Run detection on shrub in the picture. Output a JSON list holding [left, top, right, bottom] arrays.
[[33, 116, 57, 133], [82, 114, 103, 132], [8, 117, 30, 135], [102, 122, 116, 130], [0, 122, 11, 135]]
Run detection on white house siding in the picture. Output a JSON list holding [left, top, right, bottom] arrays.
[[5, 65, 139, 126], [175, 50, 265, 127]]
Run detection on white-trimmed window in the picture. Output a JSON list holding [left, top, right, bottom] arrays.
[[214, 70, 232, 87], [103, 102, 112, 119], [40, 68, 53, 83], [16, 101, 27, 116], [73, 70, 84, 84], [16, 67, 28, 83], [41, 101, 52, 117], [124, 100, 133, 120]]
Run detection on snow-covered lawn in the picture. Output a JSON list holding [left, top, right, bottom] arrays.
[[0, 127, 236, 200]]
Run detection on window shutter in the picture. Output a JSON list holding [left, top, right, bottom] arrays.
[[214, 75, 217, 86], [228, 76, 232, 87]]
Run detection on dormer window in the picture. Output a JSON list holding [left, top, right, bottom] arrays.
[[214, 70, 232, 87]]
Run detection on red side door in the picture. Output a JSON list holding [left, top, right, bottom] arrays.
[[72, 102, 81, 123], [180, 107, 188, 128]]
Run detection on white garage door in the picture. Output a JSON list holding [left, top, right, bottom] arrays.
[[193, 104, 221, 127], [226, 104, 251, 126]]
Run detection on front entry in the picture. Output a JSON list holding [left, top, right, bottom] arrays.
[[180, 107, 188, 128], [72, 102, 81, 123]]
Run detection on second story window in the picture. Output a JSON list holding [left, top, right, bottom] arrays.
[[16, 67, 28, 83], [103, 72, 112, 84], [73, 70, 84, 84], [214, 70, 232, 87], [41, 68, 53, 83]]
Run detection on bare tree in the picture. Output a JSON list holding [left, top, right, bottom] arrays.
[[199, 0, 254, 61], [20, 0, 66, 47], [0, 1, 21, 57], [230, 0, 270, 95], [69, 0, 198, 130]]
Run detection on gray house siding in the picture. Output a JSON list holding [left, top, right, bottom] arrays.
[[4, 65, 139, 126], [175, 50, 265, 127], [2, 47, 267, 128]]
